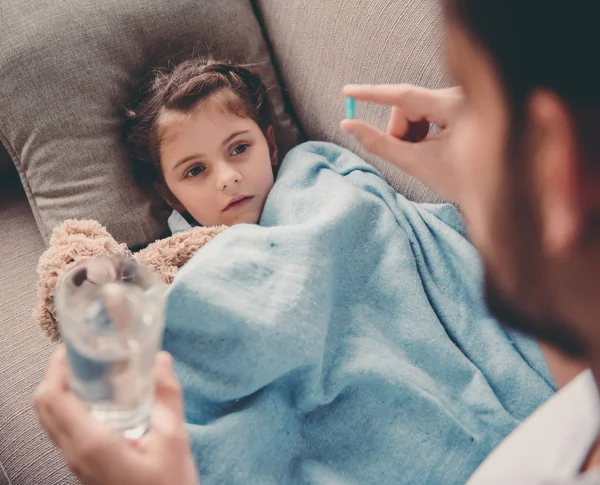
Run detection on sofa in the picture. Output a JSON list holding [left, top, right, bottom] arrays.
[[0, 1, 449, 483]]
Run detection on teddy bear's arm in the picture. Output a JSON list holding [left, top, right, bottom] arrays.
[[135, 226, 226, 284]]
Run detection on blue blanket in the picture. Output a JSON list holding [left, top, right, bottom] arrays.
[[163, 141, 555, 485]]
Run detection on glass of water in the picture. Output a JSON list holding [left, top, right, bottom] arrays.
[[55, 256, 167, 439]]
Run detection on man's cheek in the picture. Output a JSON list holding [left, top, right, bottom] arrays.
[[452, 122, 484, 204], [455, 124, 498, 253]]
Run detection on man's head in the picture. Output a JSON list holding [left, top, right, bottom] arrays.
[[444, 0, 600, 358]]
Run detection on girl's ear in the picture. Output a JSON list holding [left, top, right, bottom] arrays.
[[153, 182, 186, 213], [266, 126, 279, 166]]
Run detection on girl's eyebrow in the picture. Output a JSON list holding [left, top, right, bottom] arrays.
[[173, 154, 205, 172], [172, 130, 250, 171], [222, 130, 249, 146]]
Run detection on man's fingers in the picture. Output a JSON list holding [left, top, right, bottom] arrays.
[[386, 107, 430, 142], [386, 106, 410, 139], [343, 84, 436, 120], [343, 84, 459, 125], [35, 347, 132, 480], [142, 352, 190, 457], [150, 352, 185, 434], [38, 379, 115, 446], [154, 352, 184, 417], [35, 346, 117, 445], [343, 83, 422, 104], [340, 119, 418, 171]]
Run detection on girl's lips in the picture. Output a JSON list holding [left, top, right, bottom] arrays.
[[223, 195, 254, 211]]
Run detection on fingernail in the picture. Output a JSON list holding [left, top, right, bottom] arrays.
[[340, 124, 356, 137], [158, 351, 174, 370]]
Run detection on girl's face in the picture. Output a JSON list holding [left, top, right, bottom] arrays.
[[157, 99, 277, 227]]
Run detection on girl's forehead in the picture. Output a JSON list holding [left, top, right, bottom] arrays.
[[159, 101, 257, 142], [156, 107, 192, 142], [158, 104, 259, 160]]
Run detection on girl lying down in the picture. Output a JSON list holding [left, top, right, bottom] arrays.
[[120, 57, 555, 485]]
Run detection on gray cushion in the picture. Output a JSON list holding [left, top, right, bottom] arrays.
[[0, 174, 77, 485], [255, 0, 451, 203], [0, 0, 300, 247]]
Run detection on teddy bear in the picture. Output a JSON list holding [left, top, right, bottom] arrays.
[[36, 219, 226, 342]]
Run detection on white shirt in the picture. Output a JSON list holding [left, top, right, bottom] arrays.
[[467, 370, 600, 484], [168, 210, 192, 235]]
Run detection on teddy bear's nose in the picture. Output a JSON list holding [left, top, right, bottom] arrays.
[[85, 258, 118, 285]]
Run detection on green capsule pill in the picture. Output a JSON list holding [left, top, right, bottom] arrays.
[[345, 97, 356, 119]]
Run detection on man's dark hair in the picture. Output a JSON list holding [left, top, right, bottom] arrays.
[[446, 0, 600, 162]]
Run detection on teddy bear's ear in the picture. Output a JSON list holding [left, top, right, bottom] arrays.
[[49, 219, 111, 245], [37, 220, 130, 341]]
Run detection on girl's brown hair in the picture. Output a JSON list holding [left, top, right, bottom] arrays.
[[123, 58, 274, 189]]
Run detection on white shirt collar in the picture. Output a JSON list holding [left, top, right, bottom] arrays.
[[467, 370, 600, 484]]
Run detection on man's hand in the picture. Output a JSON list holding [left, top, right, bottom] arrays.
[[35, 347, 198, 485], [340, 84, 464, 203]]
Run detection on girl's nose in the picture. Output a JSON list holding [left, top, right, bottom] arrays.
[[217, 163, 242, 191]]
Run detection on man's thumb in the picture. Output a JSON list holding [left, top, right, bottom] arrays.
[[152, 352, 185, 426], [340, 119, 416, 169]]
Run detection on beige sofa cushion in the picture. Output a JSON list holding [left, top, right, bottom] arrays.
[[255, 0, 451, 203], [0, 0, 299, 248], [0, 172, 77, 485]]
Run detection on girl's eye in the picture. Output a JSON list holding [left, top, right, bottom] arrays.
[[231, 144, 249, 156], [185, 165, 205, 178]]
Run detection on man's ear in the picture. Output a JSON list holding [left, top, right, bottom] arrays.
[[528, 90, 583, 257], [153, 182, 186, 213], [266, 125, 279, 166]]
